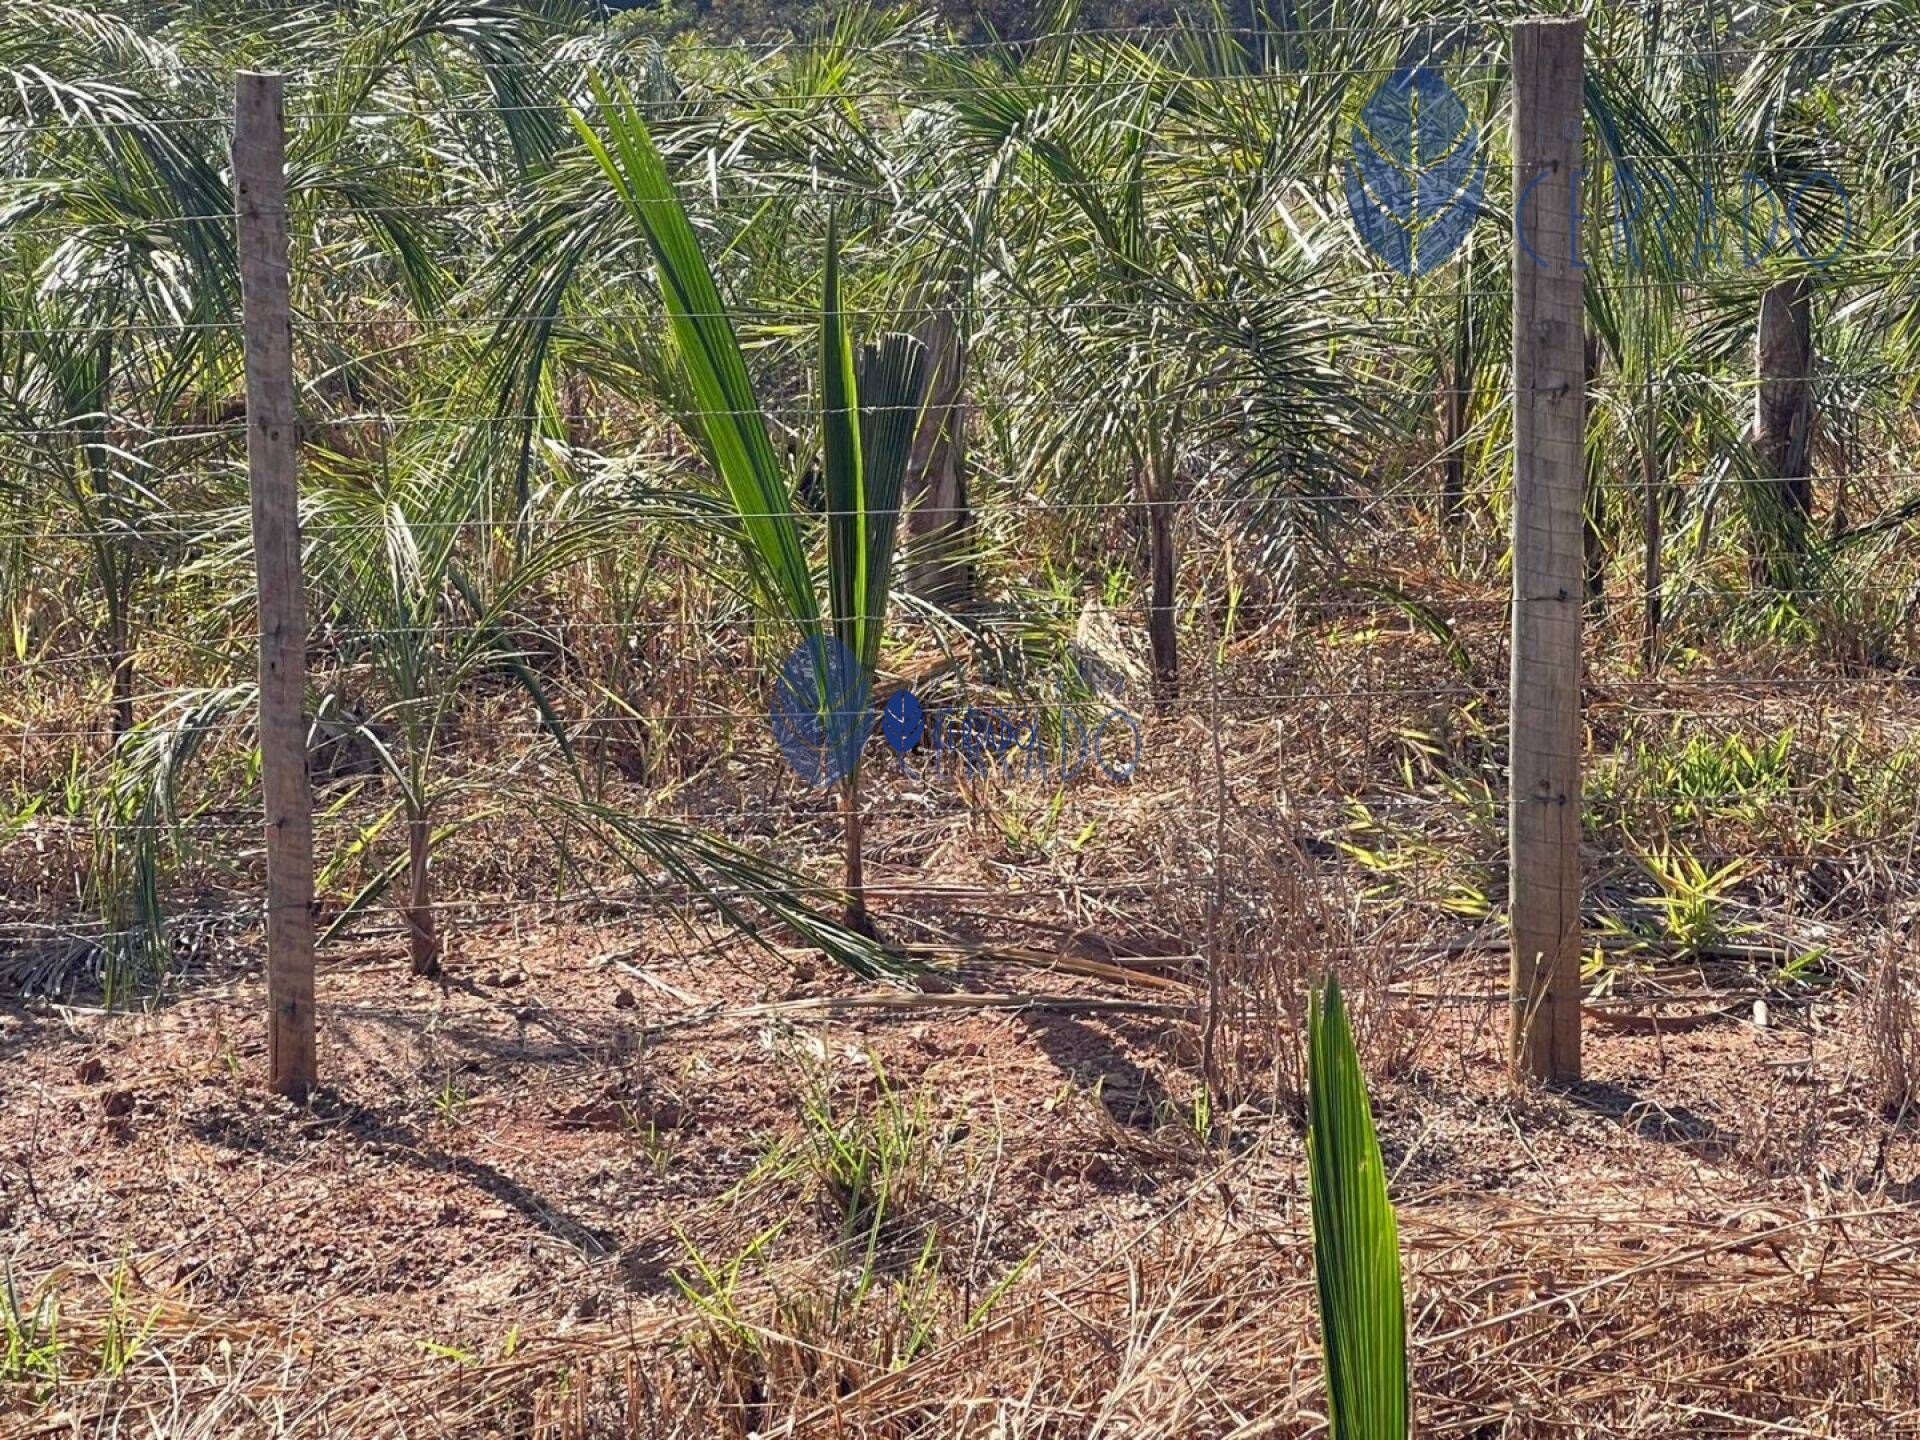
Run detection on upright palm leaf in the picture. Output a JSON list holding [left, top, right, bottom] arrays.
[[821, 217, 865, 669], [850, 331, 929, 682], [572, 75, 820, 641], [1307, 977, 1410, 1440], [824, 240, 929, 686]]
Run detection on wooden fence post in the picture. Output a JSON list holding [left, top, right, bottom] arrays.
[[1509, 18, 1585, 1084], [234, 72, 316, 1100]]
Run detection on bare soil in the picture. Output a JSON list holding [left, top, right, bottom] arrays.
[[4, 901, 1918, 1436]]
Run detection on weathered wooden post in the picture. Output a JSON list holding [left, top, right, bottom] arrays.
[[1509, 18, 1585, 1083], [234, 72, 316, 1099], [1641, 377, 1663, 674]]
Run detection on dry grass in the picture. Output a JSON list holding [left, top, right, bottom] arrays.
[[10, 1121, 1917, 1438], [1868, 931, 1920, 1122]]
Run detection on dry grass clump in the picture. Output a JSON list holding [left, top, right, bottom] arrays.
[[395, 1167, 1920, 1438], [1203, 801, 1438, 1115], [16, 1184, 1920, 1439], [1867, 929, 1920, 1121]]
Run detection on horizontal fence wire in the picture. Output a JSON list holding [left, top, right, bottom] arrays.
[[0, 855, 1890, 937], [10, 475, 1920, 546], [5, 592, 1915, 655], [250, 28, 1920, 65], [0, 368, 1905, 417], [0, 143, 1885, 232], [27, 25, 1920, 80], [3, 257, 1915, 340], [12, 786, 1902, 837], [9, 675, 1920, 743]]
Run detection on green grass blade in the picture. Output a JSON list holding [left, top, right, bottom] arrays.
[[1307, 977, 1409, 1440]]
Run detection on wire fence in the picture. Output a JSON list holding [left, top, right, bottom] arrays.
[[3, 20, 1918, 1051]]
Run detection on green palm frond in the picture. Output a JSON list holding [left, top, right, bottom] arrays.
[[850, 330, 928, 682], [573, 75, 819, 644], [821, 217, 928, 688], [822, 213, 866, 667], [1308, 977, 1409, 1440]]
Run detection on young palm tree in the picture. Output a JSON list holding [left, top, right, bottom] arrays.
[[301, 417, 899, 976], [939, 31, 1369, 702], [304, 432, 592, 976], [575, 79, 927, 937]]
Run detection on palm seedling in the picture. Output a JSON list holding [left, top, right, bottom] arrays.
[[1307, 977, 1410, 1439], [300, 427, 895, 979], [575, 79, 928, 937], [303, 434, 594, 976]]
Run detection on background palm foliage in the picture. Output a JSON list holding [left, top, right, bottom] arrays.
[[2, 0, 1917, 992]]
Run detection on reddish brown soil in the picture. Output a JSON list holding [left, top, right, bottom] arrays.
[[4, 911, 1917, 1437]]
